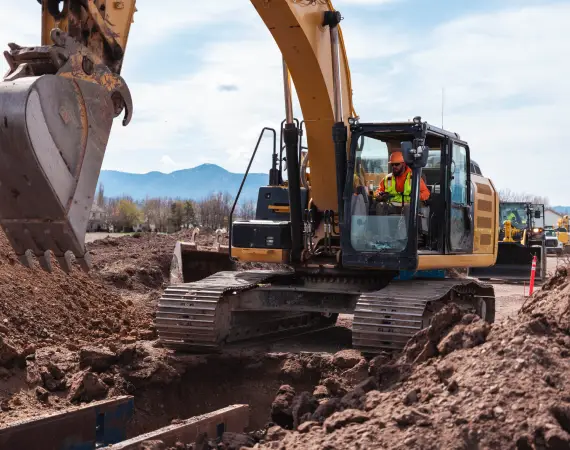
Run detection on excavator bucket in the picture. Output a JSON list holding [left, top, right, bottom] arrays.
[[0, 27, 133, 273], [169, 229, 236, 284], [0, 74, 118, 272], [469, 241, 546, 282]]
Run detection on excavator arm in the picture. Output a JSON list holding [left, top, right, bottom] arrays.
[[1, 0, 355, 274], [0, 0, 136, 272]]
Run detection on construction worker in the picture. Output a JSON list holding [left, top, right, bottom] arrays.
[[375, 151, 430, 217]]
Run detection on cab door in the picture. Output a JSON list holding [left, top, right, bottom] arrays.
[[447, 140, 473, 253]]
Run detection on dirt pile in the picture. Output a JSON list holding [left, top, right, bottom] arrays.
[[87, 230, 198, 292], [521, 265, 570, 330], [254, 295, 570, 450], [0, 233, 151, 351]]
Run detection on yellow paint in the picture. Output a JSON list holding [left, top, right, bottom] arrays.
[[41, 0, 136, 73], [418, 253, 497, 270], [472, 174, 498, 256], [232, 247, 290, 263], [557, 216, 569, 245], [268, 205, 290, 213], [251, 0, 354, 212]]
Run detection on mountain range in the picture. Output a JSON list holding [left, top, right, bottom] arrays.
[[97, 164, 268, 202], [97, 165, 570, 213]]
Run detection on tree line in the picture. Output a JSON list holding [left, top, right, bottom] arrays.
[[498, 188, 550, 206], [93, 184, 256, 232]]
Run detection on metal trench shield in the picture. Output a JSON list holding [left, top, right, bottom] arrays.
[[0, 74, 115, 272], [170, 241, 236, 285]]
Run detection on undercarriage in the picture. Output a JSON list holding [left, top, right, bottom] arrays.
[[156, 270, 495, 355]]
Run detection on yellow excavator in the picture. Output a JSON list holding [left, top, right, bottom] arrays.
[[1, 0, 500, 354]]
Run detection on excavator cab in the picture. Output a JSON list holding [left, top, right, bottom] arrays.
[[342, 118, 486, 274], [342, 119, 439, 271]]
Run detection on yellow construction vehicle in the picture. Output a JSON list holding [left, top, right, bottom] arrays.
[[1, 0, 500, 354], [556, 216, 570, 253], [469, 202, 546, 282]]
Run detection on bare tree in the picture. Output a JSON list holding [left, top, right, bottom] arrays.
[[237, 199, 256, 220], [498, 188, 550, 206], [197, 192, 233, 229], [96, 183, 105, 207]]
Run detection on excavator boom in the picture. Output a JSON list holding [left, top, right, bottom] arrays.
[[0, 0, 136, 272]]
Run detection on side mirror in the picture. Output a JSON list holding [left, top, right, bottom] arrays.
[[535, 210, 541, 219], [401, 141, 430, 168]]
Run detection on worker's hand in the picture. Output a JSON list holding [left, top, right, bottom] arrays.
[[376, 192, 389, 202]]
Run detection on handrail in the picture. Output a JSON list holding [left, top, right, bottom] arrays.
[[228, 127, 277, 259]]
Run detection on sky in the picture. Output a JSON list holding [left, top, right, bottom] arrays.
[[1, 0, 569, 204]]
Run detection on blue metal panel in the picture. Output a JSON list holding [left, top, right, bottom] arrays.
[[396, 269, 446, 281], [95, 398, 134, 447]]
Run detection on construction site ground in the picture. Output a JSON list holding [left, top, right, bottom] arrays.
[[0, 230, 568, 449]]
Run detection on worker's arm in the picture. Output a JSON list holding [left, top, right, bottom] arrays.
[[419, 177, 430, 202], [374, 179, 387, 197]]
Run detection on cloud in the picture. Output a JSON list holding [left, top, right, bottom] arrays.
[[0, 3, 40, 75], [2, 1, 568, 205], [105, 35, 285, 174], [218, 84, 239, 92], [340, 22, 410, 60], [343, 2, 569, 204]]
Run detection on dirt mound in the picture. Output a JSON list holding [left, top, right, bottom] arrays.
[[87, 230, 196, 292], [0, 234, 151, 351], [256, 301, 570, 449], [521, 265, 570, 332]]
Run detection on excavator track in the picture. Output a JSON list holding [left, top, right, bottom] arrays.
[[353, 278, 495, 354], [156, 270, 331, 352]]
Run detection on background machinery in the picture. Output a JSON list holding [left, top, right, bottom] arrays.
[[544, 225, 563, 256], [2, 0, 500, 355], [469, 202, 546, 282], [556, 216, 570, 254]]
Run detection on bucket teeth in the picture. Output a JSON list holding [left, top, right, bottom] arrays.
[[75, 252, 92, 273], [18, 251, 34, 269], [56, 252, 74, 274], [37, 251, 53, 273], [15, 248, 90, 274]]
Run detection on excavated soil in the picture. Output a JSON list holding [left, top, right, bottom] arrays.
[[0, 228, 294, 439], [245, 267, 570, 450], [1, 228, 570, 450]]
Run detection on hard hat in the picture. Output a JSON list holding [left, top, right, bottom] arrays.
[[389, 151, 405, 164]]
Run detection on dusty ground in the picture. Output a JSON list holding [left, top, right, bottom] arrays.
[[0, 229, 561, 450], [252, 263, 570, 450], [84, 232, 130, 243]]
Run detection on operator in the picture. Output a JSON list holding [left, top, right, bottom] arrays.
[[374, 151, 430, 217], [506, 210, 524, 228]]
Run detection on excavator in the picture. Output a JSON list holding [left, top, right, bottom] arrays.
[[1, 0, 500, 354]]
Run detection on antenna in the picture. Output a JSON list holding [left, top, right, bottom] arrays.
[[441, 87, 445, 128]]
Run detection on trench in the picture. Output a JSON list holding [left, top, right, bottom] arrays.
[[124, 352, 325, 438]]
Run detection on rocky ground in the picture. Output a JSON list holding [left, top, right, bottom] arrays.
[[0, 230, 211, 426], [245, 266, 570, 450], [0, 228, 568, 450]]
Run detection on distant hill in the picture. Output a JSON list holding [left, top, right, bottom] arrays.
[[552, 206, 570, 215], [97, 164, 268, 201]]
